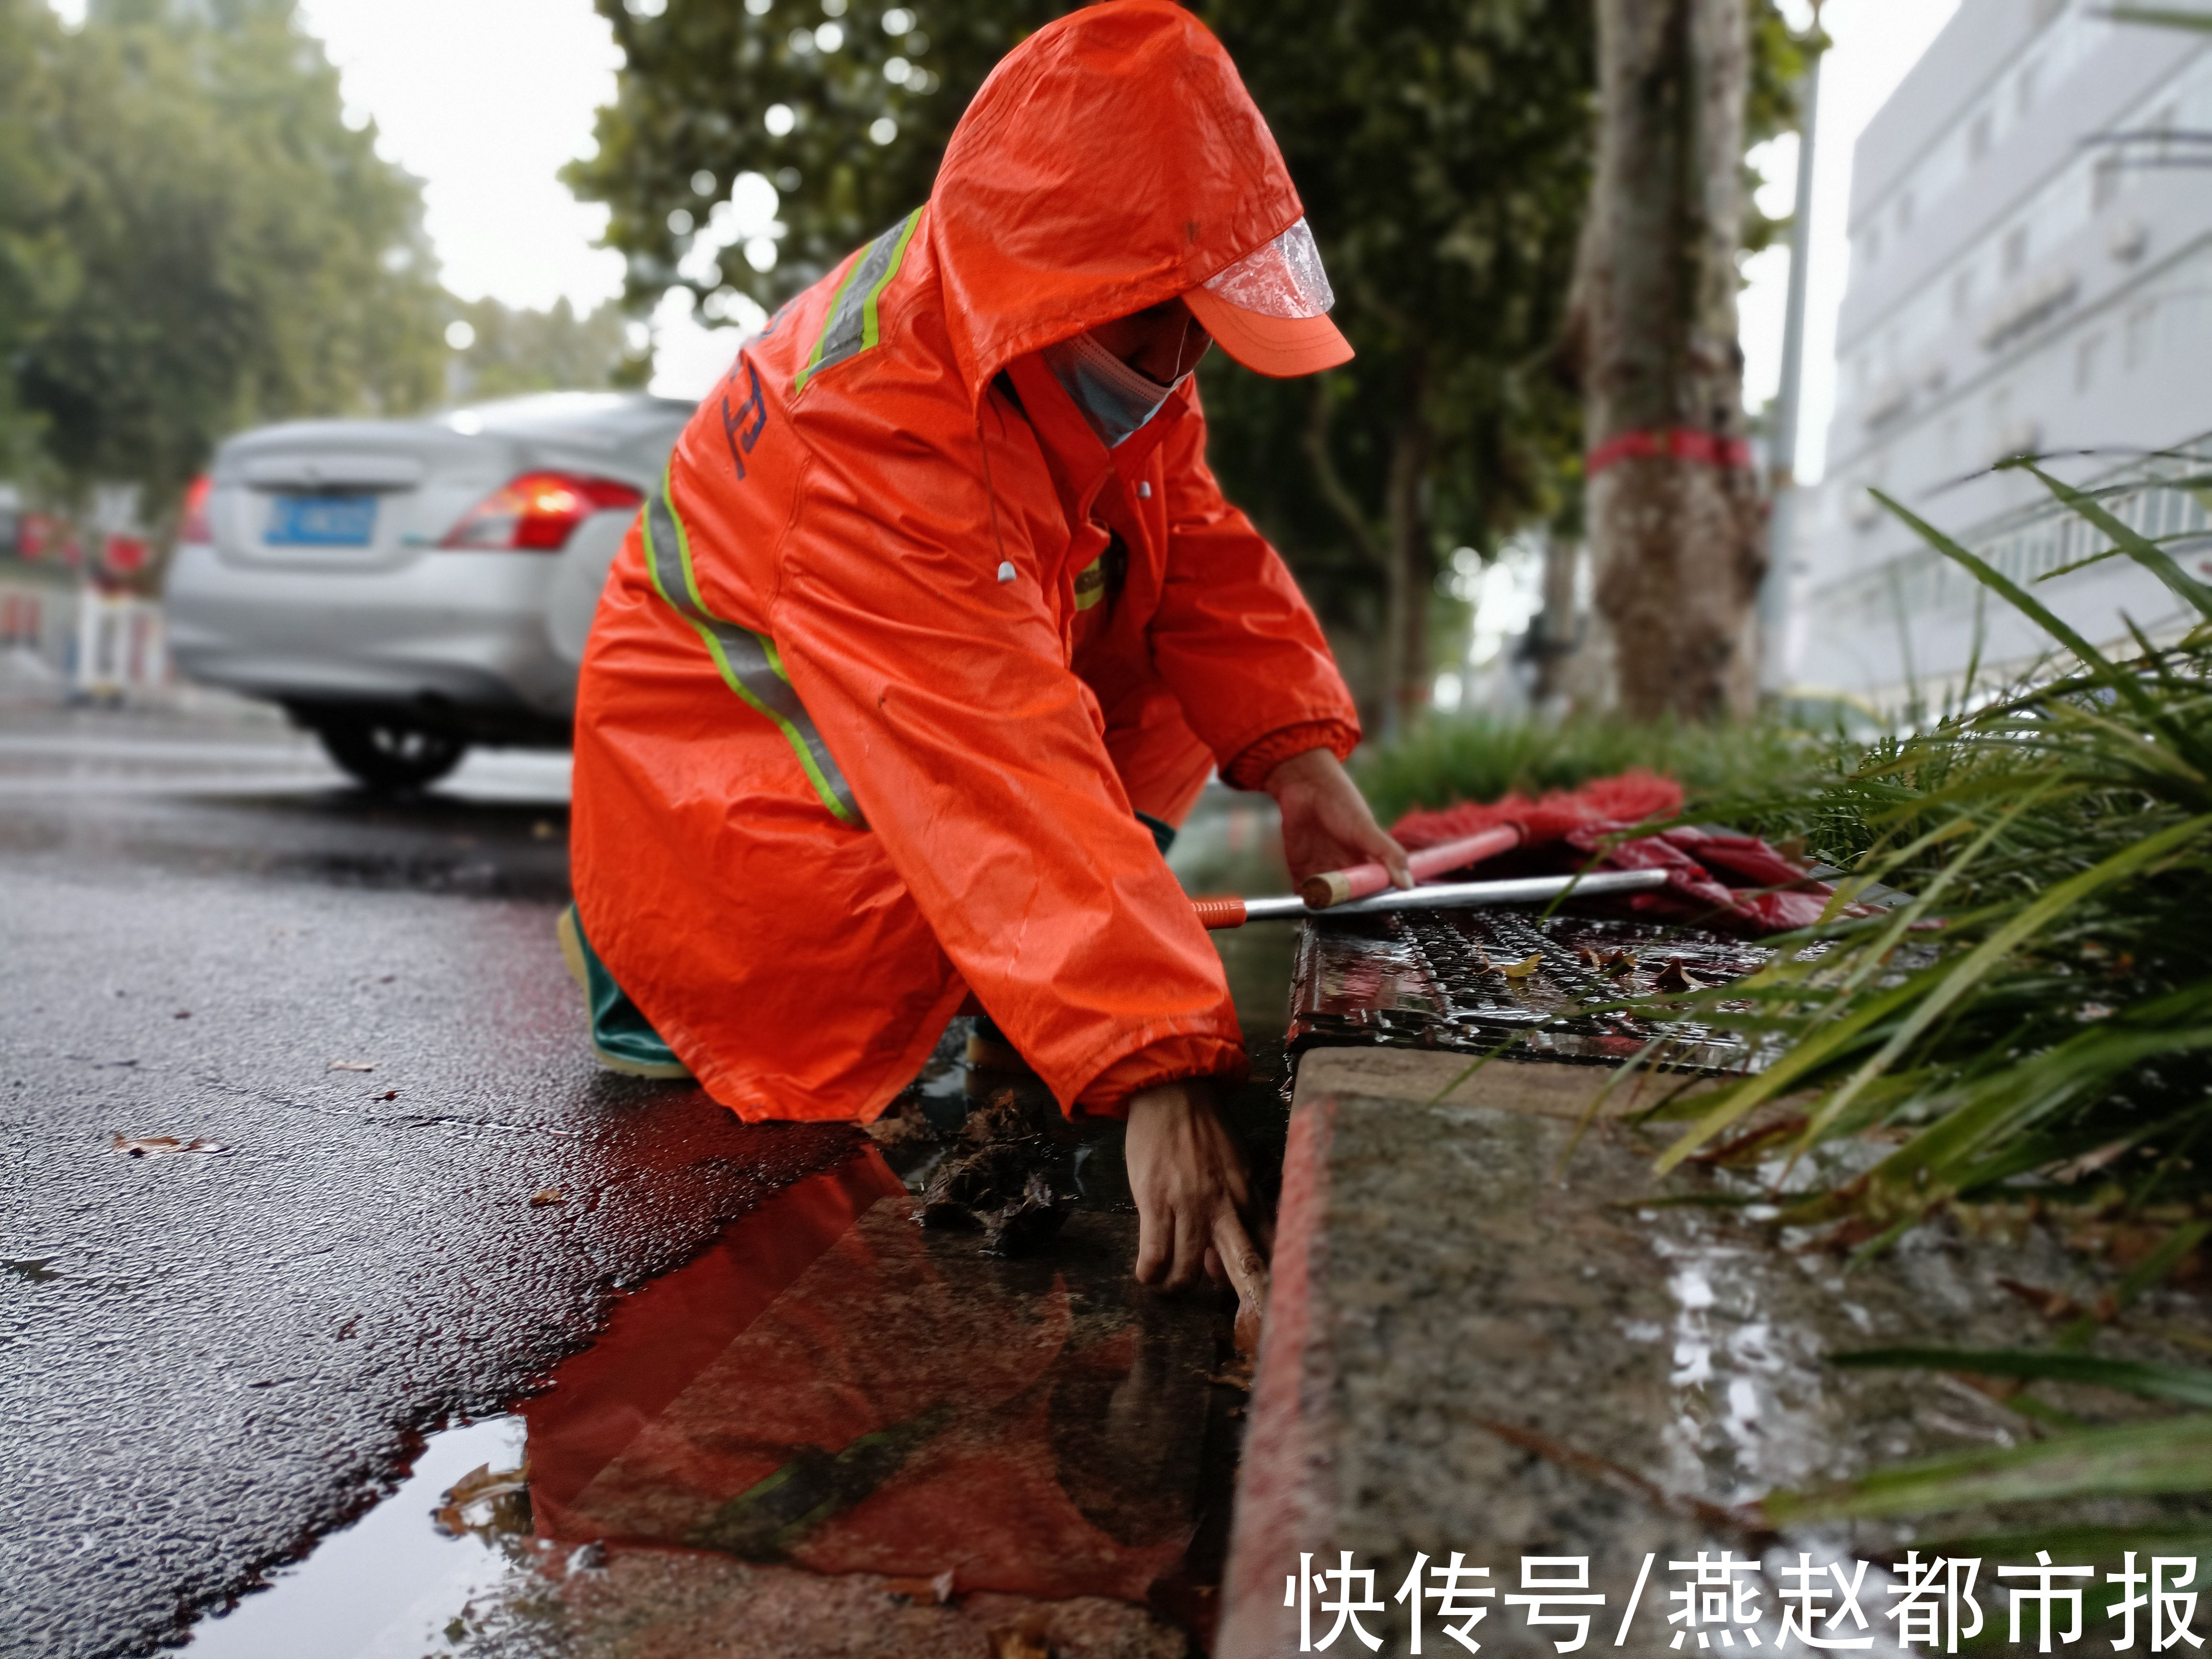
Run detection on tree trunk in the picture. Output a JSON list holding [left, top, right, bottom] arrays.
[[1382, 356, 1434, 739], [1569, 0, 1766, 722], [1304, 366, 1435, 740], [1531, 529, 1582, 708]]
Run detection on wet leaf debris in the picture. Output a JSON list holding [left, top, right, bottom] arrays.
[[110, 1133, 227, 1157]]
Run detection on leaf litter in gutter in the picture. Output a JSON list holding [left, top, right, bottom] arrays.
[[111, 1134, 226, 1157]]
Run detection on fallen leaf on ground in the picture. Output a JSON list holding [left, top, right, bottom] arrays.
[[376, 1090, 398, 1102], [1999, 1276, 2096, 1323], [172, 1011, 190, 1020], [530, 1188, 564, 1207], [1499, 952, 1543, 980], [988, 1628, 1051, 1659], [1688, 1115, 1809, 1168], [433, 1460, 530, 1537], [883, 1568, 957, 1604], [1653, 958, 1703, 993], [111, 1134, 226, 1157], [328, 1061, 375, 1073]]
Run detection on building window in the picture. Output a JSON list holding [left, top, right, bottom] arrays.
[[1969, 111, 1994, 163], [1861, 224, 1882, 267], [2002, 226, 2030, 278], [1952, 269, 1975, 318], [2075, 332, 2103, 394]]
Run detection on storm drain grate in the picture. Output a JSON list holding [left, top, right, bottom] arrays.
[[1287, 907, 1780, 1072]]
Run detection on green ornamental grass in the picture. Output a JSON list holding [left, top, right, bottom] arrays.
[[1373, 459, 2212, 1532]]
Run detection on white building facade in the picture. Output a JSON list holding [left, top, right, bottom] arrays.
[[1792, 0, 2212, 705]]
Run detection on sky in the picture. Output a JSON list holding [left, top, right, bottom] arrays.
[[52, 0, 1963, 461]]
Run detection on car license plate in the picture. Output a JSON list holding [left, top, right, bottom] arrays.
[[265, 494, 377, 547]]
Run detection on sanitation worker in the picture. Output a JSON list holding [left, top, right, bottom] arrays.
[[564, 0, 1409, 1291]]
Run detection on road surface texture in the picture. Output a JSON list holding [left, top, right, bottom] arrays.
[[0, 696, 1290, 1659]]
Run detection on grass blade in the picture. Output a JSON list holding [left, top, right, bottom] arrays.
[[1762, 1414, 2212, 1524], [1831, 1347, 2212, 1408]]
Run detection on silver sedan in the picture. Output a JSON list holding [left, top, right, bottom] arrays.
[[164, 391, 691, 790]]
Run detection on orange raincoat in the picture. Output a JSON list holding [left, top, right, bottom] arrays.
[[571, 0, 1359, 1123]]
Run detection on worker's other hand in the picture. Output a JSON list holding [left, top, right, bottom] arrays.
[[1125, 1079, 1261, 1291], [1264, 746, 1412, 889]]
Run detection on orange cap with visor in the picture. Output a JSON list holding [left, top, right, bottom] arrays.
[[1182, 216, 1353, 379]]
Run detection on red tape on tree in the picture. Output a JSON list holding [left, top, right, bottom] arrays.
[[1585, 426, 1754, 477]]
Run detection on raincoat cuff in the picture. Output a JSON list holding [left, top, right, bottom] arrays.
[[1070, 1035, 1250, 1119], [1221, 719, 1359, 791]]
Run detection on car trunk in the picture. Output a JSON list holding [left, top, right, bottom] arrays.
[[210, 423, 521, 576]]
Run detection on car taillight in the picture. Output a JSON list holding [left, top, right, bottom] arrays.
[[179, 474, 212, 544], [438, 472, 644, 552]]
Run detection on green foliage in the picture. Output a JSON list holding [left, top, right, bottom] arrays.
[[1831, 1349, 2212, 1410], [1625, 468, 2212, 1254], [449, 298, 640, 402], [1763, 1347, 2212, 1543], [2107, 6, 2212, 30], [564, 0, 1061, 312], [1190, 0, 1596, 651], [1766, 1412, 2212, 1524], [1353, 709, 1847, 828], [0, 0, 70, 477], [3, 0, 447, 513], [567, 0, 1810, 710], [1741, 1, 1821, 259]]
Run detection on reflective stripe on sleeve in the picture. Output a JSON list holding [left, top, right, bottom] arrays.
[[642, 472, 866, 828]]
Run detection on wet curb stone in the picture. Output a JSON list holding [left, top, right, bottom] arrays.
[[1216, 1047, 2211, 1659]]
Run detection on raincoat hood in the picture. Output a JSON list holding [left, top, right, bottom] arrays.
[[566, 0, 1362, 1128], [927, 0, 1305, 400]]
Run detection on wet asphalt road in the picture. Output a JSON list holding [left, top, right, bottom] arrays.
[[0, 705, 874, 1659]]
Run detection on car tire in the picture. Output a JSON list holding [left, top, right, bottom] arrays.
[[315, 718, 468, 793]]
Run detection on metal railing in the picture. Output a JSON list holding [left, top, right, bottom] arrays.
[[1810, 435, 2212, 632]]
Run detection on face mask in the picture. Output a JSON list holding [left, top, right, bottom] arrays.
[[1040, 331, 1185, 448]]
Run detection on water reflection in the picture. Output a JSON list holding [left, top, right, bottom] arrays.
[[524, 1146, 1236, 1622], [179, 784, 1290, 1656]]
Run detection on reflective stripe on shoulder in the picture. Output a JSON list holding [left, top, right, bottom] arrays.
[[641, 471, 865, 827], [793, 208, 923, 394]]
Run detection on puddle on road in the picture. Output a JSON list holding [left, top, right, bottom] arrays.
[[183, 792, 1293, 1658], [185, 1139, 1248, 1659], [185, 1414, 534, 1659]]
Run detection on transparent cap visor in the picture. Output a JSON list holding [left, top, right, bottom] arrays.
[[1200, 217, 1335, 320]]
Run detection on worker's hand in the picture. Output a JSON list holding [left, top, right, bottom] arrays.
[[1263, 746, 1412, 889], [1124, 1079, 1262, 1291]]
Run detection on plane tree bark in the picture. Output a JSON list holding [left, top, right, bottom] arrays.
[[1567, 0, 1767, 721]]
